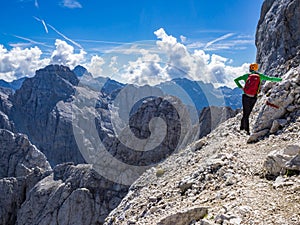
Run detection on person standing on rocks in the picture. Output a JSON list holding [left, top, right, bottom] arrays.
[[234, 63, 282, 135]]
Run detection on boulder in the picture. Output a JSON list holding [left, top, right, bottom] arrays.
[[263, 144, 300, 177], [157, 207, 208, 225]]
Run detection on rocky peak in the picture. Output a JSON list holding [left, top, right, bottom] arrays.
[[73, 65, 92, 78], [256, 0, 300, 76], [11, 64, 84, 166], [37, 64, 79, 86]]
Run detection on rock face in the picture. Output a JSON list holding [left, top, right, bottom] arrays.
[[0, 128, 129, 225], [0, 88, 14, 131], [248, 65, 300, 142], [256, 0, 300, 76], [248, 0, 300, 142], [198, 106, 238, 139], [11, 65, 85, 166], [0, 129, 51, 225], [0, 129, 51, 178], [16, 163, 128, 225]]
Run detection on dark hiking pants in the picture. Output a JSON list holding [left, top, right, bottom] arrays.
[[241, 94, 257, 134]]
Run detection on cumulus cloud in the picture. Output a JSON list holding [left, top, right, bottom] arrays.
[[0, 45, 49, 81], [0, 39, 86, 81], [0, 28, 250, 88], [153, 28, 249, 87], [51, 39, 86, 68], [84, 55, 105, 77], [81, 28, 248, 87], [119, 50, 169, 86]]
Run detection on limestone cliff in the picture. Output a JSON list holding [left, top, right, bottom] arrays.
[[256, 0, 300, 76]]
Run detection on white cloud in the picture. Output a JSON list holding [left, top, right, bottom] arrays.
[[51, 39, 86, 68], [84, 55, 105, 77], [0, 28, 251, 88], [0, 45, 49, 81], [119, 51, 168, 86], [0, 39, 86, 81], [61, 0, 82, 9], [180, 35, 187, 43], [83, 28, 248, 88], [153, 29, 252, 87]]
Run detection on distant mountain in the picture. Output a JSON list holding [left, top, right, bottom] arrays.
[[73, 65, 125, 96], [157, 78, 242, 112], [0, 77, 26, 91], [73, 65, 92, 77], [218, 85, 243, 110]]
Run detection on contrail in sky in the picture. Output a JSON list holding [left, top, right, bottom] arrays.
[[47, 23, 83, 49], [205, 33, 235, 49], [13, 35, 52, 48], [35, 0, 39, 8], [33, 16, 48, 33]]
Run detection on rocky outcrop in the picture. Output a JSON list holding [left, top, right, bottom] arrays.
[[17, 163, 128, 225], [0, 128, 129, 225], [248, 0, 300, 142], [157, 207, 208, 225], [256, 0, 300, 76], [11, 65, 85, 166], [198, 106, 238, 139], [0, 129, 51, 179], [0, 129, 51, 225], [264, 144, 300, 178], [73, 83, 197, 185], [0, 88, 14, 131], [248, 66, 300, 142]]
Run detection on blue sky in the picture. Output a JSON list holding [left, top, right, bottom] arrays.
[[0, 0, 265, 87]]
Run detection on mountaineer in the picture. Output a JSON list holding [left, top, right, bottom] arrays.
[[234, 63, 282, 135]]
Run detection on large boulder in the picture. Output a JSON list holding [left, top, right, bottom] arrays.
[[264, 144, 300, 178]]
